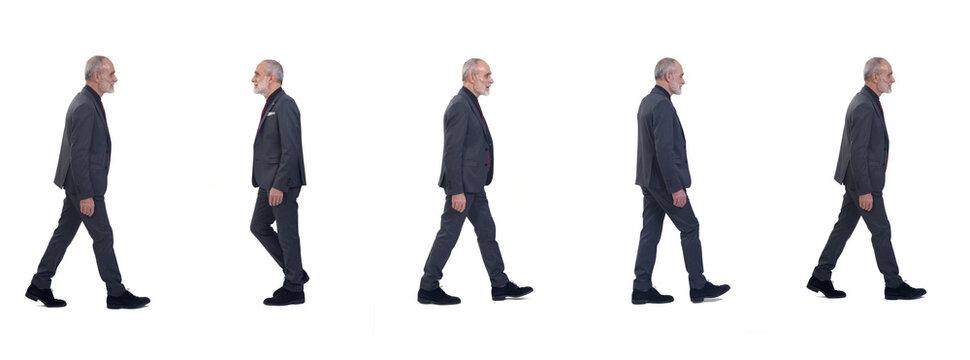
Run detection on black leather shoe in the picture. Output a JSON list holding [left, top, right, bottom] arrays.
[[273, 270, 311, 297], [417, 287, 461, 305], [807, 276, 846, 298], [25, 284, 66, 308], [632, 288, 674, 304], [689, 281, 730, 303], [264, 288, 305, 306], [107, 290, 150, 309], [491, 282, 533, 301], [885, 282, 926, 300]]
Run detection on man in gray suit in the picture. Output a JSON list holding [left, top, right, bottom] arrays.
[[417, 58, 532, 305], [26, 56, 150, 309], [250, 59, 309, 306], [807, 57, 926, 300], [632, 58, 729, 304]]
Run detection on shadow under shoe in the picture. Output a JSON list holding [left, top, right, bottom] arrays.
[[25, 284, 66, 308], [264, 288, 305, 306], [417, 287, 461, 305], [690, 281, 730, 303], [807, 276, 847, 298], [107, 290, 151, 309], [491, 282, 533, 301], [632, 288, 674, 304], [885, 282, 926, 300]]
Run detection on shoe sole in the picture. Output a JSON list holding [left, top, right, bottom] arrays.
[[885, 294, 925, 300], [691, 288, 731, 303], [107, 303, 150, 309], [417, 297, 460, 305], [807, 284, 847, 299], [492, 288, 534, 301], [25, 292, 67, 308], [263, 299, 305, 306], [632, 299, 674, 305]]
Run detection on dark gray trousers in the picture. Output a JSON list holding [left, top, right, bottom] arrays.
[[420, 191, 510, 291], [813, 190, 902, 287], [251, 187, 306, 291], [32, 193, 126, 296], [633, 186, 707, 291]]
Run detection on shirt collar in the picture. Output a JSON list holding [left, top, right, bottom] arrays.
[[861, 85, 880, 103], [83, 84, 102, 101], [652, 84, 672, 99], [265, 87, 284, 106], [460, 86, 479, 104]]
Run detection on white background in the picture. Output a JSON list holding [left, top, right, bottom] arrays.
[[1, 0, 966, 358]]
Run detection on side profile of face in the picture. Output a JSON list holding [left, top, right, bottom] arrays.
[[875, 60, 894, 95], [252, 61, 272, 95], [96, 59, 117, 94], [471, 61, 494, 97], [667, 61, 685, 95]]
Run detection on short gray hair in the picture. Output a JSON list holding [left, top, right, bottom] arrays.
[[262, 59, 284, 84], [462, 58, 484, 82], [654, 57, 678, 80], [863, 57, 887, 82], [84, 55, 109, 80]]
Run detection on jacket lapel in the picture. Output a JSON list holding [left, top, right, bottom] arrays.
[[85, 89, 112, 157], [464, 90, 491, 143], [870, 94, 889, 146], [477, 104, 492, 145], [256, 98, 279, 143]]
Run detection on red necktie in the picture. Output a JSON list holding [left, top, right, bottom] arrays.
[[475, 102, 491, 172]]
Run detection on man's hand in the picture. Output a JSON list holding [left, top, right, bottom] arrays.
[[79, 197, 95, 217], [269, 187, 285, 207], [858, 193, 873, 212], [672, 189, 687, 208], [451, 193, 466, 213]]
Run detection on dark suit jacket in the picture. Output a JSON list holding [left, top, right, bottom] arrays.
[[438, 87, 493, 195], [635, 85, 691, 193], [53, 85, 111, 199], [253, 89, 306, 191], [834, 86, 888, 195]]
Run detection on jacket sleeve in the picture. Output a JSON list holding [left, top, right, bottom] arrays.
[[442, 104, 468, 195], [272, 99, 303, 191], [848, 104, 874, 195], [69, 103, 96, 199], [651, 101, 684, 193]]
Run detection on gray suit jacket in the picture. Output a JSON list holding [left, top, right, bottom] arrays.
[[635, 85, 691, 193], [834, 86, 889, 194], [438, 87, 493, 195], [252, 89, 307, 191], [53, 85, 111, 199]]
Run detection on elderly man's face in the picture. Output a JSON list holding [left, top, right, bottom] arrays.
[[875, 61, 894, 95], [252, 62, 272, 95], [668, 61, 685, 95], [97, 59, 117, 94], [471, 61, 493, 97]]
